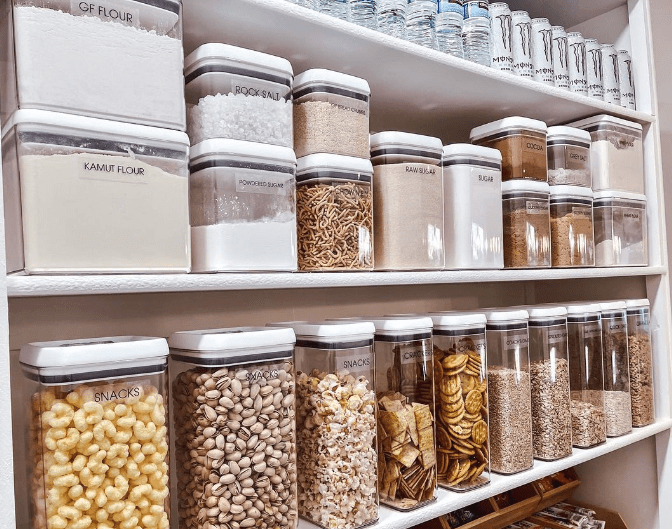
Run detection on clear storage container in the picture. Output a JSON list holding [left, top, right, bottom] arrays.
[[527, 307, 572, 461], [1, 109, 190, 274], [546, 126, 592, 187], [568, 115, 644, 194], [429, 312, 490, 491], [268, 321, 378, 529], [1, 0, 185, 129], [470, 117, 548, 182], [293, 69, 371, 159], [169, 327, 298, 529], [599, 301, 633, 437], [502, 180, 552, 269], [189, 139, 297, 272], [625, 299, 655, 427], [593, 191, 648, 267], [370, 132, 444, 271], [185, 43, 293, 148], [441, 144, 504, 270], [485, 309, 534, 475], [549, 185, 595, 268], [20, 336, 170, 529], [296, 154, 374, 271]]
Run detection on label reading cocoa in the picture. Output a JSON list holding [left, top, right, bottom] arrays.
[[526, 200, 549, 215], [524, 140, 545, 153], [336, 352, 372, 374], [79, 153, 149, 185], [91, 380, 148, 404], [72, 0, 140, 26], [400, 345, 433, 365], [235, 173, 291, 195]]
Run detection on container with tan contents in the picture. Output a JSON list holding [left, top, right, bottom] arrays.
[[549, 185, 595, 268], [625, 299, 655, 426], [370, 131, 444, 270], [19, 337, 170, 529], [169, 327, 298, 529], [470, 117, 548, 182], [296, 154, 374, 271]]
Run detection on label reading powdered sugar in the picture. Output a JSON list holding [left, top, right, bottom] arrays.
[[230, 80, 285, 101], [526, 200, 549, 215], [400, 346, 433, 365], [236, 173, 291, 195], [336, 352, 372, 374], [72, 0, 140, 27]]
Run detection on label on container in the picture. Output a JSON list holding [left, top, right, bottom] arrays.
[[245, 367, 281, 383], [236, 173, 291, 195], [526, 200, 549, 215], [547, 328, 568, 345], [78, 153, 150, 185], [504, 332, 529, 349], [438, 0, 463, 14], [91, 380, 150, 404], [565, 146, 590, 171], [572, 206, 592, 218], [472, 168, 499, 186], [400, 345, 433, 365], [607, 322, 626, 332], [230, 80, 286, 101], [523, 140, 545, 153], [463, 0, 488, 19], [335, 352, 373, 374], [584, 323, 602, 339], [455, 339, 486, 354], [405, 165, 437, 175], [72, 0, 140, 27]]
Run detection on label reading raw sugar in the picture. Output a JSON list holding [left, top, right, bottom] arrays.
[[405, 164, 437, 175], [526, 200, 549, 215], [78, 153, 150, 185], [72, 0, 140, 26], [400, 345, 433, 365], [236, 173, 291, 195], [230, 80, 285, 101], [335, 352, 372, 374], [91, 380, 149, 404]]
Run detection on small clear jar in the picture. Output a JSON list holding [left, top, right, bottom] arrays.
[[625, 299, 655, 426], [296, 154, 374, 271], [268, 321, 378, 529], [599, 301, 633, 437], [429, 312, 490, 491], [168, 327, 299, 529], [527, 307, 572, 461], [502, 180, 552, 269], [550, 185, 595, 268], [546, 126, 592, 187], [485, 309, 534, 475]]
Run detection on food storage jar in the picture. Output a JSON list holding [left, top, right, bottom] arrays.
[[296, 154, 374, 271], [185, 43, 293, 147], [593, 191, 648, 267], [546, 126, 592, 187], [485, 309, 534, 475], [429, 312, 490, 491], [625, 299, 655, 426], [0, 0, 185, 129], [189, 139, 297, 272], [549, 185, 595, 268], [502, 180, 552, 269], [267, 321, 378, 529], [20, 336, 170, 529], [567, 115, 644, 194], [441, 144, 504, 270], [599, 301, 633, 437], [169, 327, 298, 529], [292, 69, 370, 159], [470, 117, 548, 182], [370, 132, 443, 271], [1, 109, 190, 274], [527, 307, 572, 461]]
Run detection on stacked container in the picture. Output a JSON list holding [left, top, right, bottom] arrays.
[[625, 299, 655, 427], [549, 186, 595, 268], [546, 126, 592, 187]]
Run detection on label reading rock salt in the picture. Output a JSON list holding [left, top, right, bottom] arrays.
[[72, 0, 140, 27], [336, 352, 372, 374], [526, 200, 549, 215], [230, 80, 287, 101], [91, 380, 149, 404], [236, 173, 291, 195]]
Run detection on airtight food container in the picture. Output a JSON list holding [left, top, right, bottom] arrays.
[[293, 69, 371, 159], [169, 327, 298, 529], [185, 43, 294, 147], [470, 117, 548, 182], [1, 109, 190, 274], [546, 126, 592, 187], [549, 185, 595, 268], [370, 132, 444, 271], [1, 0, 185, 129], [625, 299, 655, 427], [189, 139, 297, 272], [20, 336, 170, 529]]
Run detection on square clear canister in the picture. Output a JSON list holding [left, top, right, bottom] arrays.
[[625, 298, 655, 427], [546, 126, 592, 187], [549, 185, 595, 268]]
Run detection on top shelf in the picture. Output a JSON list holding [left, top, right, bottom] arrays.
[[507, 0, 626, 29]]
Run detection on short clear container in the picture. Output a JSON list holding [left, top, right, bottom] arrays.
[[370, 132, 444, 271], [442, 144, 504, 270], [470, 117, 548, 182], [168, 327, 299, 529], [429, 312, 490, 491], [568, 115, 644, 194], [599, 301, 633, 437], [1, 109, 190, 274], [296, 154, 374, 271], [625, 299, 655, 427], [546, 126, 592, 187], [184, 43, 294, 148], [502, 180, 552, 269], [267, 321, 378, 529], [19, 337, 170, 529], [593, 191, 648, 267], [189, 139, 297, 272], [293, 69, 371, 159], [550, 185, 595, 268], [485, 309, 534, 475], [527, 307, 572, 461], [1, 0, 185, 129]]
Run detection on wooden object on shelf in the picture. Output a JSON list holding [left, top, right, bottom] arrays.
[[532, 468, 581, 511], [529, 502, 630, 529]]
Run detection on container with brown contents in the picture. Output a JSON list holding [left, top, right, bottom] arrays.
[[625, 299, 655, 426], [549, 185, 595, 268]]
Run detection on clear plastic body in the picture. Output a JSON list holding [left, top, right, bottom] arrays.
[[593, 198, 648, 267], [550, 198, 595, 268], [547, 143, 591, 187], [349, 0, 377, 30], [377, 0, 407, 39], [433, 329, 490, 491], [587, 126, 644, 193], [406, 2, 438, 49], [502, 192, 552, 269], [463, 17, 490, 66], [601, 310, 633, 436], [627, 306, 655, 426], [321, 0, 348, 20], [474, 130, 548, 182], [436, 12, 464, 58]]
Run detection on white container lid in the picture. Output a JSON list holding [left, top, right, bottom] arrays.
[[296, 153, 373, 175], [267, 320, 375, 342], [502, 180, 550, 194], [293, 69, 371, 96], [566, 303, 602, 315], [329, 316, 433, 337], [527, 306, 568, 319], [599, 301, 627, 312], [593, 190, 647, 202], [486, 309, 530, 322], [370, 131, 443, 160], [546, 126, 592, 144], [625, 299, 650, 309], [567, 114, 643, 133], [190, 138, 297, 166], [441, 143, 503, 162], [549, 185, 594, 199], [430, 312, 488, 329], [469, 117, 548, 142]]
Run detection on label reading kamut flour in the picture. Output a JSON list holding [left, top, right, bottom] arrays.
[[235, 173, 291, 195], [79, 153, 150, 184], [71, 0, 140, 26], [335, 352, 372, 374], [527, 200, 549, 215]]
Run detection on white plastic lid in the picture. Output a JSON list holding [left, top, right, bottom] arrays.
[[296, 153, 373, 175], [486, 309, 530, 322], [169, 327, 296, 352], [329, 316, 433, 336], [267, 320, 375, 341], [567, 114, 643, 133], [293, 69, 370, 96], [566, 303, 602, 315], [527, 306, 568, 319], [190, 138, 297, 166], [593, 190, 647, 202], [549, 185, 593, 199], [441, 143, 503, 162], [370, 131, 442, 153], [625, 299, 650, 309], [470, 117, 548, 142], [547, 126, 592, 143], [599, 301, 627, 312], [430, 312, 488, 328], [184, 43, 293, 81], [502, 180, 550, 194]]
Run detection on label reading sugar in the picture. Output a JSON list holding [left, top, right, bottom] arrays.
[[526, 200, 549, 215], [400, 345, 433, 365], [230, 80, 286, 101], [72, 0, 140, 27], [572, 206, 592, 218], [236, 173, 291, 195], [78, 153, 150, 185], [547, 327, 568, 345], [92, 380, 149, 404], [472, 168, 498, 186], [335, 352, 372, 374]]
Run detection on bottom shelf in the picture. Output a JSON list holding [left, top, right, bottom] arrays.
[[298, 419, 672, 529]]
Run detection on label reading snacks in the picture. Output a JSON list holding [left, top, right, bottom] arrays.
[[72, 0, 140, 26], [92, 380, 149, 404], [335, 352, 372, 374], [235, 173, 291, 195]]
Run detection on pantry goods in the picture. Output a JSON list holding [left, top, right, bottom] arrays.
[[549, 185, 595, 268], [626, 299, 655, 427], [546, 126, 592, 187]]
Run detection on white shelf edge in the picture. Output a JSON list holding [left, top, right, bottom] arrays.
[[299, 419, 672, 529], [5, 266, 666, 297]]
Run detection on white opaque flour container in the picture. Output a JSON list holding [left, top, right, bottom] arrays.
[[185, 43, 294, 148], [189, 139, 297, 272], [442, 144, 504, 270], [1, 110, 190, 274], [546, 126, 592, 187], [1, 0, 185, 129]]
